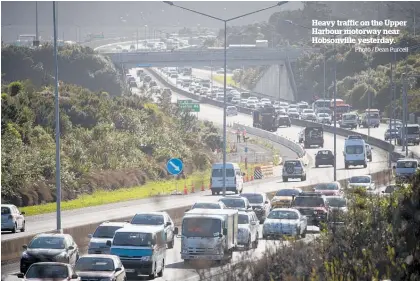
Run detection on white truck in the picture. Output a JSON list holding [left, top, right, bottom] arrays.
[[180, 209, 238, 264]]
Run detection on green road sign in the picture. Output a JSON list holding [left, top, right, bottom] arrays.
[[177, 99, 193, 104], [179, 102, 200, 112]]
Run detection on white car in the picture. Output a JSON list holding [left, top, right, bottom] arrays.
[[87, 221, 128, 254], [347, 175, 376, 191], [231, 97, 241, 104], [237, 211, 259, 249], [226, 106, 238, 116], [189, 201, 227, 210], [262, 208, 307, 239], [317, 113, 332, 124], [130, 212, 176, 248], [1, 204, 26, 233], [246, 100, 258, 109]]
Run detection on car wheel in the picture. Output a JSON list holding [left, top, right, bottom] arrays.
[[253, 233, 259, 248], [12, 223, 17, 233], [301, 227, 307, 238], [167, 238, 174, 249], [211, 190, 215, 195], [246, 235, 252, 250], [21, 221, 25, 232], [282, 177, 288, 182], [157, 259, 164, 277], [148, 263, 157, 280], [315, 164, 319, 168]]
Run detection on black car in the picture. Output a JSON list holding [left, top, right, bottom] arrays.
[[315, 150, 335, 167], [75, 255, 126, 281], [277, 115, 291, 127], [240, 192, 271, 223], [291, 194, 329, 230], [20, 233, 79, 274]]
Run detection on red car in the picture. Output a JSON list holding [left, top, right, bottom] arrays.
[[312, 182, 343, 196]]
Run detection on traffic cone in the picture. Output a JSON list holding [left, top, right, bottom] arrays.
[[191, 182, 195, 193], [183, 183, 188, 195]]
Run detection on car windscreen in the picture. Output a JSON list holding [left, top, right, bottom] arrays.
[[317, 150, 332, 156], [182, 217, 221, 237], [238, 214, 249, 224], [293, 197, 325, 207], [349, 176, 371, 183], [26, 264, 68, 279], [406, 126, 420, 134], [396, 161, 418, 168], [1, 207, 11, 215], [345, 145, 364, 154], [275, 189, 301, 196], [315, 183, 338, 190], [267, 210, 299, 220], [93, 226, 123, 238], [75, 257, 115, 272], [192, 203, 220, 209], [326, 197, 346, 207], [241, 194, 263, 204], [131, 214, 164, 225], [212, 168, 235, 177], [343, 115, 356, 120], [113, 232, 154, 247], [219, 198, 245, 208], [28, 237, 65, 249]]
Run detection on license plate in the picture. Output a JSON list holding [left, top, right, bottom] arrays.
[[125, 269, 135, 273]]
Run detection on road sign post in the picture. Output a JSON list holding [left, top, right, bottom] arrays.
[[166, 158, 184, 194]]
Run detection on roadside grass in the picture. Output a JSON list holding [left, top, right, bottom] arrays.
[[21, 163, 264, 216], [213, 75, 239, 87]]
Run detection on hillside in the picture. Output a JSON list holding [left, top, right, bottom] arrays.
[[1, 44, 126, 96], [1, 80, 221, 207]]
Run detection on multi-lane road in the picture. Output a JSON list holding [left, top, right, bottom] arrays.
[[190, 68, 420, 158], [1, 55, 398, 281]]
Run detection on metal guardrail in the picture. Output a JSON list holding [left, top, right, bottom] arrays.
[[148, 68, 410, 161]]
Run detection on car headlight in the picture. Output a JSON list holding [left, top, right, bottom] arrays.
[[139, 256, 151, 261], [22, 252, 30, 259]]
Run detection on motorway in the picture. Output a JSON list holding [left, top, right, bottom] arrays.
[[1, 68, 392, 281], [190, 68, 420, 158]]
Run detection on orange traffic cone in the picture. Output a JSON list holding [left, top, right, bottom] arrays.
[[191, 183, 195, 193], [183, 183, 188, 195], [201, 183, 205, 191]]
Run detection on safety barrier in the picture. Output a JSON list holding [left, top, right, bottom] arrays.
[[253, 166, 263, 179], [260, 164, 274, 177]]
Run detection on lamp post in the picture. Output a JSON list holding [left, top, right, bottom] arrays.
[[53, 1, 62, 233], [164, 1, 289, 196]]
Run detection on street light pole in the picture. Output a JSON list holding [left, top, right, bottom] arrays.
[[35, 1, 39, 46], [53, 1, 62, 233], [164, 1, 288, 196], [333, 37, 337, 181]]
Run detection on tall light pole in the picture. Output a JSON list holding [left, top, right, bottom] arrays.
[[164, 1, 289, 196], [53, 1, 62, 233], [35, 1, 39, 47]]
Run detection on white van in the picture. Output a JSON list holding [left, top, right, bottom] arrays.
[[343, 138, 367, 169], [211, 162, 244, 195]]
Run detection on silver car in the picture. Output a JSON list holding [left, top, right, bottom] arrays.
[[240, 192, 271, 223], [1, 204, 26, 233], [88, 221, 129, 254], [262, 208, 308, 239], [237, 211, 259, 249], [130, 212, 176, 249], [226, 106, 238, 116]]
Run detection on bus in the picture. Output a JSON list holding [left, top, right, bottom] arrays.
[[330, 99, 345, 107], [312, 99, 331, 112]]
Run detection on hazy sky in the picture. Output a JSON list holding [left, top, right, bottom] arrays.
[[1, 1, 303, 42]]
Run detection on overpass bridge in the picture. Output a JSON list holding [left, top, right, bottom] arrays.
[[101, 47, 315, 68]]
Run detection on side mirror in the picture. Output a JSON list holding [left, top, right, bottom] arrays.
[[174, 227, 179, 235], [165, 221, 172, 227], [17, 273, 24, 278], [68, 246, 74, 250], [222, 228, 228, 236], [381, 190, 385, 193], [304, 163, 308, 166], [106, 240, 112, 247], [115, 267, 122, 272], [242, 172, 245, 176], [88, 234, 93, 238], [218, 233, 223, 238], [21, 212, 25, 215], [71, 274, 78, 279], [22, 244, 28, 250], [392, 166, 396, 169], [265, 201, 269, 204]]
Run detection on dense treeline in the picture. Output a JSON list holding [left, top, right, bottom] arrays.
[[1, 44, 126, 96], [1, 81, 221, 207]]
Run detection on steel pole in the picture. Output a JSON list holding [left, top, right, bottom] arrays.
[[323, 49, 326, 100], [222, 20, 227, 196], [35, 1, 39, 46], [402, 72, 406, 152], [333, 39, 337, 181], [368, 91, 371, 142], [53, 1, 62, 233], [388, 54, 393, 167], [136, 28, 139, 50]]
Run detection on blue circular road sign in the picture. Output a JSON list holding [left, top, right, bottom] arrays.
[[166, 158, 184, 175]]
